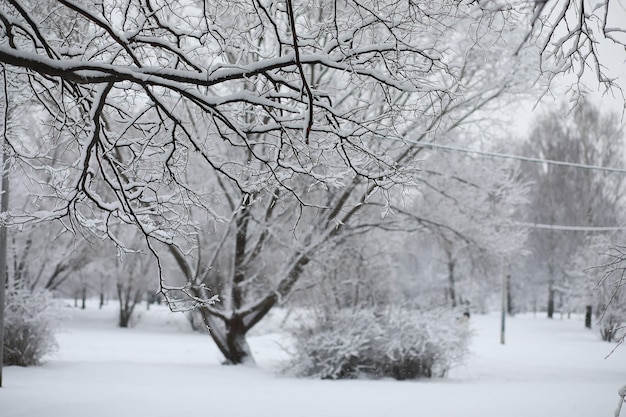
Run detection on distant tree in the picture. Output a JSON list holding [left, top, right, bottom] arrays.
[[6, 222, 96, 294], [385, 134, 528, 312], [520, 101, 626, 318], [110, 235, 157, 328], [293, 230, 397, 313], [420, 143, 527, 310], [292, 129, 529, 318]]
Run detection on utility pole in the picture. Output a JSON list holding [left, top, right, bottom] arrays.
[[500, 272, 508, 345], [0, 126, 9, 387]]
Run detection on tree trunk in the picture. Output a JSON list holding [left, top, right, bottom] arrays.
[[119, 311, 131, 328], [186, 205, 310, 365], [199, 308, 255, 365], [447, 260, 457, 308], [208, 204, 256, 365], [506, 274, 514, 315], [225, 317, 254, 365], [547, 280, 555, 319], [585, 305, 592, 329], [81, 287, 87, 309], [117, 282, 142, 328], [118, 284, 131, 328]]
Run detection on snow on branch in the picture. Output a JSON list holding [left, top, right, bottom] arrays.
[[0, 0, 520, 230], [524, 0, 626, 95], [0, 0, 563, 320]]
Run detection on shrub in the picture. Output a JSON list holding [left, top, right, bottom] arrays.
[[3, 285, 60, 366], [285, 307, 471, 380]]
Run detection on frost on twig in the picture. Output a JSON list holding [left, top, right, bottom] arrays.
[[523, 0, 626, 99], [159, 283, 220, 313]]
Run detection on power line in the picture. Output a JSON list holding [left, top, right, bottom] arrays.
[[513, 222, 626, 232], [409, 140, 626, 174], [404, 140, 626, 232]]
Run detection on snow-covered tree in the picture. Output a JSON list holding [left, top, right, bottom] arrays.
[[520, 101, 626, 318], [419, 143, 527, 308], [0, 0, 544, 242], [0, 0, 622, 365], [113, 243, 157, 327], [384, 134, 528, 312], [292, 229, 398, 313], [161, 70, 528, 364], [524, 0, 626, 95]]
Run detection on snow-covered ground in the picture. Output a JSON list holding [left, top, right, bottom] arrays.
[[1, 302, 625, 417]]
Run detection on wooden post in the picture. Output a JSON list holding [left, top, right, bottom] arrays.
[[547, 278, 555, 319], [501, 273, 508, 345]]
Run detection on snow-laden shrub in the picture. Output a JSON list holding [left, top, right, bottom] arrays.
[[3, 285, 60, 366], [285, 308, 471, 380]]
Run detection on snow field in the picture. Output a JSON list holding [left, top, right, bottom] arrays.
[[1, 302, 625, 417]]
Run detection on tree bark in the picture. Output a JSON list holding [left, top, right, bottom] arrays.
[[225, 316, 254, 365], [199, 308, 255, 365]]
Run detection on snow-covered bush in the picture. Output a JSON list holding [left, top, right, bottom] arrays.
[[3, 285, 60, 366], [285, 308, 471, 380]]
